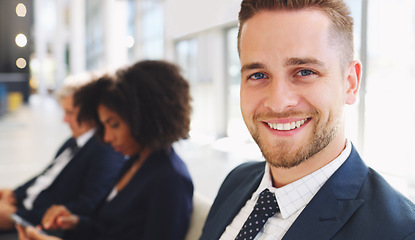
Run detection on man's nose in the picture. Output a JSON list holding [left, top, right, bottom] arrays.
[[263, 77, 299, 113], [63, 114, 69, 123]]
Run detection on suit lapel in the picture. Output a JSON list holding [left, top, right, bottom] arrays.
[[283, 145, 368, 240], [40, 138, 77, 174], [205, 163, 264, 240], [282, 186, 364, 239], [54, 137, 76, 158], [48, 137, 93, 186]]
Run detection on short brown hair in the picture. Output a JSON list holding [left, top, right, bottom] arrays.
[[75, 60, 192, 151], [238, 0, 354, 69]]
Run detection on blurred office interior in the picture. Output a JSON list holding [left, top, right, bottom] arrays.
[[0, 0, 414, 202]]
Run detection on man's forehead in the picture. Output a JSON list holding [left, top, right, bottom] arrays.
[[240, 10, 335, 56]]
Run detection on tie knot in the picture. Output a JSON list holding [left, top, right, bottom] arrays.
[[255, 189, 279, 216], [68, 138, 78, 152]]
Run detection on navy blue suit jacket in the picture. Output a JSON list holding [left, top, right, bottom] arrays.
[[65, 148, 193, 240], [200, 145, 415, 240], [13, 136, 124, 225]]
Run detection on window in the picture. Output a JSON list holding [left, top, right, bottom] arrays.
[[134, 0, 164, 60], [85, 0, 104, 70], [176, 37, 218, 142], [225, 27, 251, 141], [363, 0, 415, 199]]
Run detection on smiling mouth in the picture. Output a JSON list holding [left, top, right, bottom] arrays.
[[267, 118, 310, 131]]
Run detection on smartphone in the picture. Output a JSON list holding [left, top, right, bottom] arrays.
[[10, 213, 47, 235]]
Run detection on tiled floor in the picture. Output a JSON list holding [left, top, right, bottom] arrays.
[[0, 94, 262, 201]]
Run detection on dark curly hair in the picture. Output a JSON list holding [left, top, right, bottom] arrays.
[[74, 60, 192, 151]]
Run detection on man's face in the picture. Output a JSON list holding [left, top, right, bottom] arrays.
[[239, 10, 359, 168], [61, 95, 91, 138]]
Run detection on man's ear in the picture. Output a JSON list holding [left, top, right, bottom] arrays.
[[345, 60, 362, 105]]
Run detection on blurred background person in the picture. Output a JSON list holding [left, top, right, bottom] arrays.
[[19, 60, 194, 240], [0, 73, 124, 238]]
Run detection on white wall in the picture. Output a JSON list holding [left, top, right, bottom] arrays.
[[164, 0, 240, 37], [164, 0, 240, 60]]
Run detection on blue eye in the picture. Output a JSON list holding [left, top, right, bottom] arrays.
[[249, 72, 267, 80], [297, 69, 315, 76]]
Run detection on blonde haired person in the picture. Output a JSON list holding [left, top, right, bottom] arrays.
[[200, 0, 415, 239], [0, 73, 123, 239]]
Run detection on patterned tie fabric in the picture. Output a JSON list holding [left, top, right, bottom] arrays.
[[235, 188, 279, 240]]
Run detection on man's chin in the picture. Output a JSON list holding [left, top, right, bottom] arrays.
[[265, 156, 308, 169], [257, 140, 311, 169]]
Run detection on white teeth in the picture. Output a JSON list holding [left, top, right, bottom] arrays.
[[283, 123, 290, 130], [268, 119, 308, 131]]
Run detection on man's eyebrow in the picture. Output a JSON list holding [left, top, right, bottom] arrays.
[[241, 62, 267, 73], [285, 57, 325, 67], [241, 58, 325, 72]]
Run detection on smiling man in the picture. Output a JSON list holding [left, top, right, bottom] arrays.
[[200, 0, 415, 239]]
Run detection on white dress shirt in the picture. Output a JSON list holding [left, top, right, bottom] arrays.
[[23, 129, 95, 210], [219, 140, 352, 240]]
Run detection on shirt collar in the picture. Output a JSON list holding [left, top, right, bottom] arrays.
[[253, 140, 352, 219], [75, 128, 95, 148]]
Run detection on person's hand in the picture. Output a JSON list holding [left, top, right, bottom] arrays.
[[0, 201, 17, 230], [42, 205, 79, 230], [16, 225, 62, 240], [0, 189, 16, 204]]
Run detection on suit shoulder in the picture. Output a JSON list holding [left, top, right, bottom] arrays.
[[333, 167, 415, 238], [85, 137, 118, 154], [363, 168, 415, 212], [82, 137, 124, 163], [226, 161, 265, 180], [356, 168, 415, 232], [217, 161, 265, 195]]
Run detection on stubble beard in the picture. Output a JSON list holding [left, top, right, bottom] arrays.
[[248, 111, 341, 169]]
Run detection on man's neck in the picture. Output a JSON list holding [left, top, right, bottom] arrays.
[[270, 136, 347, 188], [73, 128, 95, 148]]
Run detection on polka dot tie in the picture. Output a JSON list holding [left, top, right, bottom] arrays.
[[235, 188, 279, 240]]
